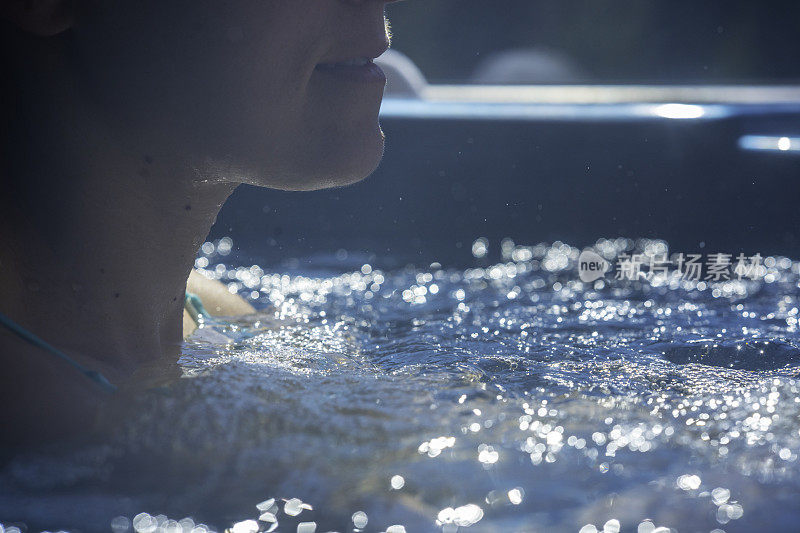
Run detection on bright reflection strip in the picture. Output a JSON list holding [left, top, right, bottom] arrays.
[[652, 103, 706, 119], [738, 135, 800, 153], [379, 99, 729, 121]]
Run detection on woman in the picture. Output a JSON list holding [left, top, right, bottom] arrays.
[[0, 0, 395, 445]]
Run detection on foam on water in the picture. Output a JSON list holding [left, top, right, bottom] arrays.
[[2, 238, 800, 532]]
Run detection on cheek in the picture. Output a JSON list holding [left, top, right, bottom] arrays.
[[73, 3, 318, 138], [73, 0, 385, 188], [177, 9, 325, 159], [199, 35, 387, 188]]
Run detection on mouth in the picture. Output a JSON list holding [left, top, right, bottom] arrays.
[[314, 57, 386, 85], [316, 57, 375, 69], [314, 43, 389, 84]]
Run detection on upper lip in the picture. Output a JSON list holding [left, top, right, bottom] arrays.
[[317, 40, 390, 66]]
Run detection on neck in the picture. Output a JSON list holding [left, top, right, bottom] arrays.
[[0, 92, 236, 383]]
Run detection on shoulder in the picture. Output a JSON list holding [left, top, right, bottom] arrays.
[[183, 269, 256, 338]]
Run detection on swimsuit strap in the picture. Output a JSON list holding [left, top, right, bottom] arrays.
[[184, 291, 211, 326], [0, 292, 213, 393], [0, 311, 117, 394]]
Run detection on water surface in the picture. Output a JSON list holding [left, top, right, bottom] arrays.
[[2, 238, 800, 533]]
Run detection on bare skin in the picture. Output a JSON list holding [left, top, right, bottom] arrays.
[[183, 270, 257, 338], [0, 0, 394, 447]]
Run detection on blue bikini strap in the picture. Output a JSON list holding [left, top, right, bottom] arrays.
[[0, 311, 117, 394], [0, 292, 211, 394], [184, 291, 211, 326]]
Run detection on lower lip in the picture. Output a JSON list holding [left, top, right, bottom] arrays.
[[313, 62, 387, 85]]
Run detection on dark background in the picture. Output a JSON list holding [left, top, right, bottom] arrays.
[[210, 1, 800, 268], [214, 113, 800, 268], [387, 0, 800, 84]]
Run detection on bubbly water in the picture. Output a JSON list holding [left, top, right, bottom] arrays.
[[3, 238, 800, 533]]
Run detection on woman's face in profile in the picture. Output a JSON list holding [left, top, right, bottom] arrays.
[[71, 0, 392, 190]]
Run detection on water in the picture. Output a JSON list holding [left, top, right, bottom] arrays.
[[3, 238, 800, 532]]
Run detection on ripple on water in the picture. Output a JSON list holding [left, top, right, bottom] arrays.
[[655, 338, 800, 371]]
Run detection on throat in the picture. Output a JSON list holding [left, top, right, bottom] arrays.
[[0, 163, 236, 381]]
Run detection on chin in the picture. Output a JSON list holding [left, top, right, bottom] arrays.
[[271, 126, 386, 191]]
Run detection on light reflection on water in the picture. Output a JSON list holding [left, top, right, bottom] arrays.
[[3, 238, 800, 532]]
